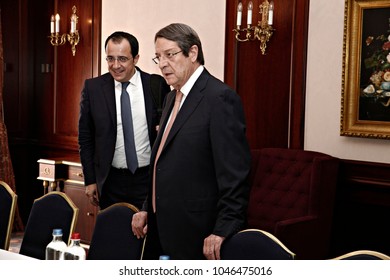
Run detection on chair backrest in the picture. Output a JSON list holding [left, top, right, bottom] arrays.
[[332, 250, 390, 260], [221, 229, 295, 260], [19, 191, 78, 259], [87, 202, 145, 260], [247, 148, 339, 259], [0, 180, 18, 250]]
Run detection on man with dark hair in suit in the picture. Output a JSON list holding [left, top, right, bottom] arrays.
[[79, 31, 170, 210], [131, 23, 251, 260]]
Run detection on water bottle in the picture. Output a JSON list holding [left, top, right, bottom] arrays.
[[45, 228, 67, 260], [64, 232, 86, 260], [159, 255, 170, 260]]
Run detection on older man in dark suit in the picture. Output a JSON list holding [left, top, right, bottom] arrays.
[[132, 23, 251, 260], [78, 31, 170, 210]]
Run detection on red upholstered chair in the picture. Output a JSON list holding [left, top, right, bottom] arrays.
[[247, 148, 339, 259]]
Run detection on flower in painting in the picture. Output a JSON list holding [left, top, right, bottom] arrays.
[[384, 70, 390, 82], [369, 71, 384, 88], [383, 41, 390, 50], [364, 19, 390, 91]]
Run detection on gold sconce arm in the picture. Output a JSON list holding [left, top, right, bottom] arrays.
[[67, 31, 80, 56], [233, 26, 249, 42], [254, 24, 274, 55], [49, 33, 67, 46]]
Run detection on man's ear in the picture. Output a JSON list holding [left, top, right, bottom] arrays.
[[133, 54, 140, 65], [189, 45, 198, 63]]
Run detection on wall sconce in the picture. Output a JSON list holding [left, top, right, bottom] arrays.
[[49, 5, 80, 56], [233, 0, 275, 55]]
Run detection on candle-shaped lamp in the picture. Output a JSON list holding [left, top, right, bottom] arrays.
[[268, 1, 274, 25], [247, 1, 253, 26], [55, 14, 60, 33], [70, 6, 78, 34], [50, 15, 55, 34], [237, 2, 243, 27], [70, 15, 75, 33]]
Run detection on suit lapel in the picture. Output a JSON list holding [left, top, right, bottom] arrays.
[[101, 74, 117, 127], [102, 68, 154, 133], [163, 69, 210, 150], [152, 90, 175, 159], [139, 68, 154, 139]]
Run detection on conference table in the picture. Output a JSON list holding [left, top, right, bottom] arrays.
[[0, 249, 37, 260]]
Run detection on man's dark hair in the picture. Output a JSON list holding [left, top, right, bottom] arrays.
[[105, 31, 139, 58], [155, 23, 205, 65]]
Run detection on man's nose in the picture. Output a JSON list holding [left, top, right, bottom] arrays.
[[111, 59, 122, 68], [158, 58, 168, 69]]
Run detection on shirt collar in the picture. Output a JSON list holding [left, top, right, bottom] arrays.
[[114, 68, 140, 88], [180, 65, 204, 96]]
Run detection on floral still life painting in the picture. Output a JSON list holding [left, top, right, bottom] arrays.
[[360, 14, 390, 121], [341, 0, 390, 139]]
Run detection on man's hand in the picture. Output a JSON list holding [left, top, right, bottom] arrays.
[[85, 183, 99, 206], [132, 211, 148, 239], [203, 234, 225, 260]]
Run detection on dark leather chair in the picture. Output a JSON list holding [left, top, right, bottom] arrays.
[[247, 148, 339, 259], [332, 250, 390, 260], [87, 202, 145, 260], [0, 180, 18, 250], [19, 191, 79, 259], [221, 229, 295, 260]]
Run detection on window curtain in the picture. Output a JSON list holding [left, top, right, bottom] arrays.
[[0, 8, 24, 232]]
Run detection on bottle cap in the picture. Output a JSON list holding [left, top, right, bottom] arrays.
[[71, 232, 81, 239], [52, 228, 63, 235]]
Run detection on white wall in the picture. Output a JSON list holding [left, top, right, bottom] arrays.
[[305, 0, 390, 164], [102, 0, 390, 164], [102, 0, 226, 80]]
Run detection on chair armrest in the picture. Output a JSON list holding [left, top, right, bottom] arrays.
[[275, 215, 319, 243], [274, 215, 331, 259], [275, 215, 318, 233]]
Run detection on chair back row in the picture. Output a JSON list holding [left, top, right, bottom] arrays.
[[331, 250, 390, 260], [6, 188, 143, 260], [221, 229, 295, 260], [87, 202, 145, 260], [19, 191, 79, 259], [221, 229, 390, 260], [0, 180, 18, 250]]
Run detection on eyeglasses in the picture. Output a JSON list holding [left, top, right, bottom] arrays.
[[152, 50, 183, 64], [106, 56, 131, 64]]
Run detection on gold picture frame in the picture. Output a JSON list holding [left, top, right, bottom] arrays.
[[341, 0, 390, 139]]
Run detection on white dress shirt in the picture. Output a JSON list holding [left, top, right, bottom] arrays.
[[112, 69, 151, 169]]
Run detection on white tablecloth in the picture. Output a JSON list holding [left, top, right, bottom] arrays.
[[0, 249, 38, 260]]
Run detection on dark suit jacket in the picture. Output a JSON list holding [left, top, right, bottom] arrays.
[[148, 68, 251, 259], [78, 68, 170, 195]]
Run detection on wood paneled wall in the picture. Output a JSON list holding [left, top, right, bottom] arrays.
[[0, 0, 101, 223], [224, 0, 309, 150], [224, 0, 390, 257], [331, 159, 390, 257], [35, 0, 101, 150]]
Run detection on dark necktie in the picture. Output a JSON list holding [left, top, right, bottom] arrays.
[[121, 82, 138, 173], [152, 90, 183, 212]]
